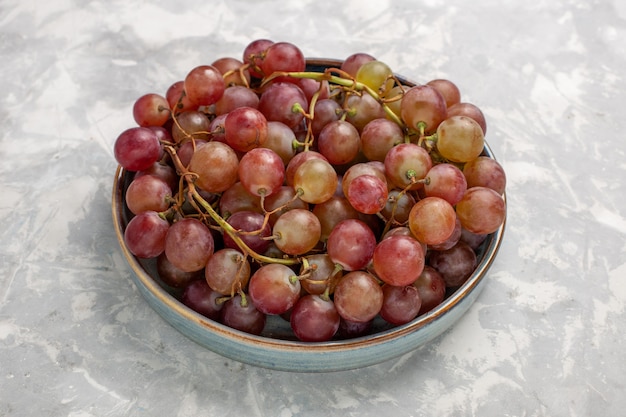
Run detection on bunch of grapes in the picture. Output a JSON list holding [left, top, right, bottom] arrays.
[[114, 39, 507, 342]]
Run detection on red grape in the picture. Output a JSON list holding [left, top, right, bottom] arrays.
[[157, 253, 202, 289], [384, 143, 433, 190], [272, 209, 321, 255], [124, 210, 169, 259], [428, 241, 477, 287], [248, 263, 301, 315], [400, 85, 447, 134], [133, 93, 170, 127], [188, 141, 239, 193], [242, 38, 274, 78], [456, 186, 506, 234], [340, 52, 375, 78], [184, 64, 225, 107], [462, 156, 507, 195], [205, 248, 251, 296], [423, 162, 467, 205], [238, 147, 285, 198], [260, 41, 306, 79], [408, 196, 457, 246], [317, 120, 361, 165], [223, 210, 272, 254], [125, 174, 172, 215], [181, 279, 223, 321], [327, 219, 376, 271], [164, 218, 215, 272], [220, 294, 266, 335], [114, 127, 161, 172], [447, 102, 487, 134], [258, 82, 308, 129], [211, 56, 251, 87], [290, 295, 340, 342], [346, 174, 388, 214], [380, 284, 422, 325], [426, 79, 461, 108], [413, 265, 446, 315], [224, 106, 268, 152]]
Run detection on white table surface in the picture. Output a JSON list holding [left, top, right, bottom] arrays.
[[1, 1, 625, 416]]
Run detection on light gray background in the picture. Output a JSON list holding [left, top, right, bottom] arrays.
[[1, 1, 625, 416]]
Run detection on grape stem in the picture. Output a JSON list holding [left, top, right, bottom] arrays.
[[162, 142, 302, 267], [264, 70, 406, 128], [190, 184, 300, 266]]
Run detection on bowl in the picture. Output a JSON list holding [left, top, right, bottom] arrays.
[[111, 59, 506, 372]]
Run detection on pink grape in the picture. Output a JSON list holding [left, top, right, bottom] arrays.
[[317, 120, 361, 165], [300, 254, 342, 296], [133, 93, 170, 127], [263, 121, 297, 164], [344, 92, 386, 131], [135, 162, 178, 191], [214, 85, 259, 115], [340, 52, 375, 78], [456, 186, 506, 234], [259, 41, 306, 80], [263, 185, 309, 226], [172, 110, 211, 143], [211, 56, 251, 87], [372, 235, 425, 286], [165, 80, 195, 114], [164, 218, 215, 272], [312, 195, 360, 242], [360, 118, 405, 162], [258, 82, 308, 129], [219, 182, 263, 217], [333, 271, 383, 323]]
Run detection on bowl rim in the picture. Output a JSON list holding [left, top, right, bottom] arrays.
[[110, 58, 507, 371]]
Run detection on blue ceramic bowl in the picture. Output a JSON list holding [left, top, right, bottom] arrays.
[[111, 59, 506, 372]]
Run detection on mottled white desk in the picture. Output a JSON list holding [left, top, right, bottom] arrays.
[[1, 1, 625, 416]]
